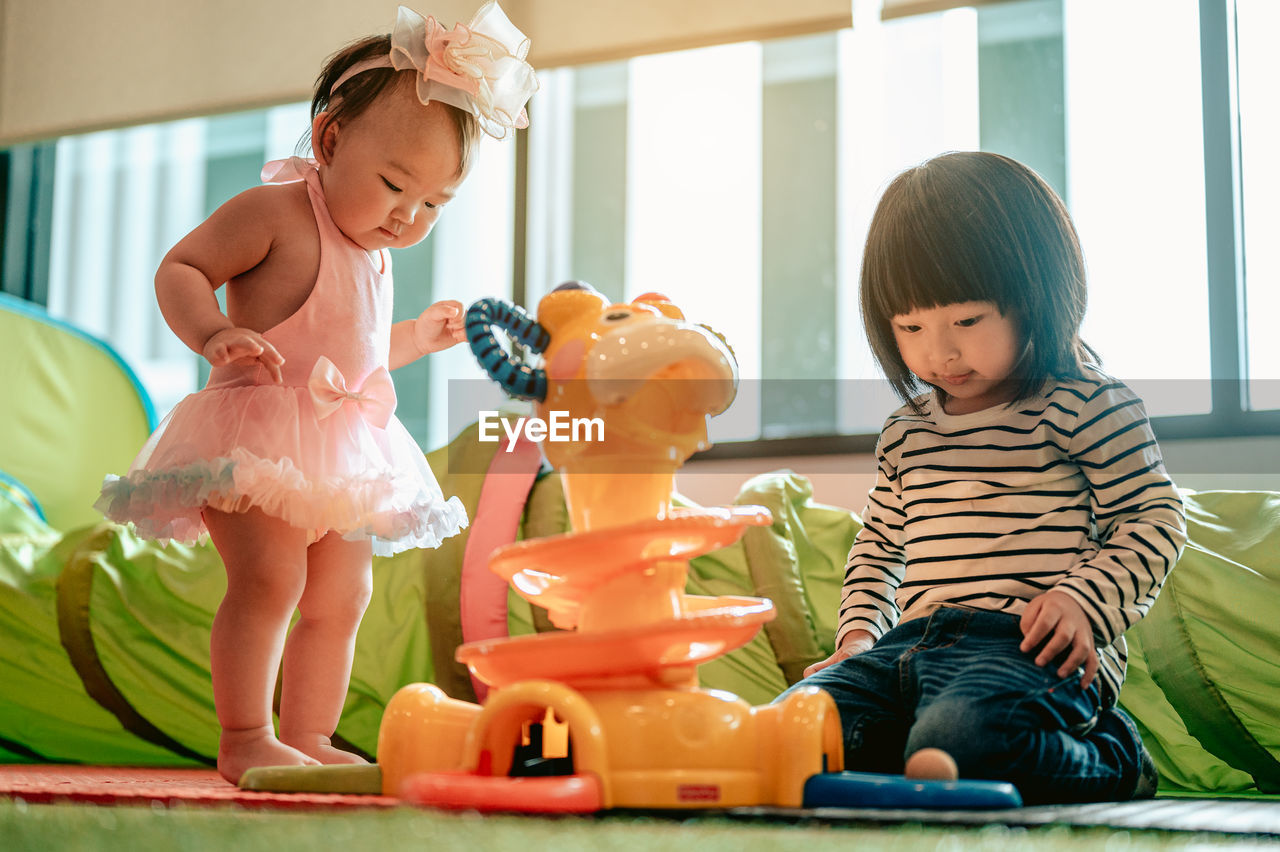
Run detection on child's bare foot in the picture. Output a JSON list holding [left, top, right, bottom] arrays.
[[282, 732, 369, 766], [904, 747, 959, 781], [218, 725, 320, 784]]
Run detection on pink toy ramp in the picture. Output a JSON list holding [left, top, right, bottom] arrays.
[[457, 506, 775, 690], [486, 505, 773, 629], [457, 594, 775, 691]]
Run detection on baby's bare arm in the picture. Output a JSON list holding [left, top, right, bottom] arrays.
[[389, 300, 467, 370], [156, 187, 291, 380]]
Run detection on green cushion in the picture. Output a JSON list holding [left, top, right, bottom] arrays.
[[0, 294, 156, 531], [1120, 490, 1280, 794]]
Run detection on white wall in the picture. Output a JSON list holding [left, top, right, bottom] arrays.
[[0, 0, 851, 145], [0, 0, 464, 145]]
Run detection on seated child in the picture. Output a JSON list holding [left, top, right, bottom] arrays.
[[788, 151, 1187, 804]]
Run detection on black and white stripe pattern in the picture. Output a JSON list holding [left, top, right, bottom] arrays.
[[838, 366, 1187, 702]]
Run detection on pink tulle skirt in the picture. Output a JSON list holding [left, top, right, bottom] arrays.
[[96, 383, 467, 556]]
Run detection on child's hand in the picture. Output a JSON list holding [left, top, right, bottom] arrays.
[[803, 630, 876, 678], [203, 327, 285, 383], [413, 300, 467, 355], [1020, 589, 1099, 689]]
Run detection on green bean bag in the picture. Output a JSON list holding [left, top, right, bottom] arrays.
[[1119, 489, 1280, 795], [0, 293, 156, 531], [0, 423, 860, 766]]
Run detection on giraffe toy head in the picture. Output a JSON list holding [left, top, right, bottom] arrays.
[[466, 282, 737, 528]]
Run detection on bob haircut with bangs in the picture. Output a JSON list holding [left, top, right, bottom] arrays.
[[859, 151, 1099, 413]]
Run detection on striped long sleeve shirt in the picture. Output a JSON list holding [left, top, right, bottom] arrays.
[[838, 366, 1187, 703]]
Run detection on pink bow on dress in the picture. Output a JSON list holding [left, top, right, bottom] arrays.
[[308, 356, 397, 429]]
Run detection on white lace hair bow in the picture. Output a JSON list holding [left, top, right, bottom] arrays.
[[330, 2, 538, 140]]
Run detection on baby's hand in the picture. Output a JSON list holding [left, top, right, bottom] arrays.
[[202, 327, 285, 383], [413, 300, 467, 355], [1020, 589, 1099, 689], [803, 630, 876, 678]]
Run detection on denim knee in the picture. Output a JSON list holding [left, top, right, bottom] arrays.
[[905, 695, 1010, 774], [904, 688, 1078, 778]]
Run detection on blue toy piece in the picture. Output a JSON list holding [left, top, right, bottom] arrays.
[[803, 770, 1023, 810], [465, 297, 550, 402]]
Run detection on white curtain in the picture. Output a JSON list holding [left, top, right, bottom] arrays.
[[47, 121, 207, 417]]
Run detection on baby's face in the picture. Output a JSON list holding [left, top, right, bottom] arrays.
[[317, 84, 468, 252], [891, 300, 1021, 415]]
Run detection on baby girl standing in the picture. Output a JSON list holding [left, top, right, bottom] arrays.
[[97, 3, 538, 784]]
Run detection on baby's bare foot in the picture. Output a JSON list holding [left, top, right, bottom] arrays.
[[218, 725, 320, 784], [904, 747, 959, 781], [282, 732, 369, 766]]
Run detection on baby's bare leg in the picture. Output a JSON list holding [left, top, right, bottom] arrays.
[[205, 506, 320, 784], [277, 530, 373, 765]]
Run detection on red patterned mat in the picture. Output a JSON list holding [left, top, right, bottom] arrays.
[[0, 766, 399, 810]]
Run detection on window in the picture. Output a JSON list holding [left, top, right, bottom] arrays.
[[1237, 0, 1280, 411], [525, 0, 1277, 456], [3, 0, 1275, 458]]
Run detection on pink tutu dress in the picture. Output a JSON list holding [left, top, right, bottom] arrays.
[[96, 157, 467, 557]]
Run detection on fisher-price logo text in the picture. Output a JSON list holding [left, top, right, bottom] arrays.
[[477, 411, 605, 452]]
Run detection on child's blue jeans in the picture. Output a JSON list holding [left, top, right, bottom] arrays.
[[785, 605, 1147, 804]]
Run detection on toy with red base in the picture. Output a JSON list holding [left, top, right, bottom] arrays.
[[381, 282, 849, 811], [243, 282, 1020, 812]]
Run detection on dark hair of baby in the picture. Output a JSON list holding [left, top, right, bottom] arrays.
[[860, 151, 1100, 411], [302, 35, 481, 175]]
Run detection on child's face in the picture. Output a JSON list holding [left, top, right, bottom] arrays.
[[891, 300, 1021, 415], [315, 85, 467, 252]]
